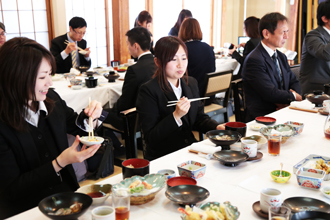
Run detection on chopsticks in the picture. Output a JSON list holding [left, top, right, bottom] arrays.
[[88, 97, 94, 141], [64, 40, 84, 51], [166, 97, 210, 107]]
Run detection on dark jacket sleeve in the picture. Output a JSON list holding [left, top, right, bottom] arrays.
[[116, 66, 137, 112], [231, 40, 255, 65], [50, 37, 67, 72]]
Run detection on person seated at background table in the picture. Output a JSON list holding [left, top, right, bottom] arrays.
[[134, 10, 154, 55], [104, 27, 156, 155], [0, 37, 106, 218], [136, 36, 224, 161], [300, 0, 330, 95], [228, 16, 261, 80], [50, 16, 91, 73], [168, 9, 192, 37], [0, 22, 6, 48], [178, 18, 215, 98], [242, 12, 302, 122]]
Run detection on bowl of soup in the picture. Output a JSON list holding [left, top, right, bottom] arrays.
[[77, 184, 112, 205]]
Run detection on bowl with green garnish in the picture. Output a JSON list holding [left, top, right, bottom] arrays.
[[177, 160, 206, 180], [322, 186, 330, 199]]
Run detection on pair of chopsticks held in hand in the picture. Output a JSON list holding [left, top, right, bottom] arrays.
[[166, 97, 210, 107], [64, 40, 84, 51], [88, 97, 94, 141]]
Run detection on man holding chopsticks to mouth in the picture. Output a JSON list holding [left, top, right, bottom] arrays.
[[50, 16, 91, 73]]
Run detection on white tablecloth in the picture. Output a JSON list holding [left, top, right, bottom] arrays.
[[9, 103, 330, 219], [216, 57, 240, 75], [51, 74, 124, 112]]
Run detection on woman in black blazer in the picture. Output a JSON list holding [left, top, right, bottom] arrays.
[[0, 38, 104, 218], [178, 18, 215, 97], [136, 36, 224, 161], [229, 16, 261, 80]]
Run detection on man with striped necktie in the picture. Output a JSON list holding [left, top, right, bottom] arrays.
[[50, 17, 91, 73]]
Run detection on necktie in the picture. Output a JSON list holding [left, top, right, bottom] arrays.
[[72, 49, 77, 68], [272, 52, 283, 89]]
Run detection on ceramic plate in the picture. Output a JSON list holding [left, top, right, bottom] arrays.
[[252, 201, 268, 219], [246, 152, 263, 161], [51, 74, 63, 81], [79, 136, 104, 146], [321, 186, 330, 199], [283, 197, 330, 213], [249, 123, 266, 131]]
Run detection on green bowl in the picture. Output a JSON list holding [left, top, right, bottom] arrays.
[[113, 173, 165, 205], [271, 170, 291, 183], [260, 124, 295, 144]]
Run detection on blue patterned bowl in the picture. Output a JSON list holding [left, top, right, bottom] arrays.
[[296, 167, 325, 190], [113, 173, 165, 205], [284, 121, 304, 136], [177, 160, 206, 179]]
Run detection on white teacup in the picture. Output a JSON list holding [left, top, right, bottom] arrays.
[[92, 206, 115, 220], [323, 100, 330, 112], [241, 139, 257, 157], [260, 188, 282, 213]]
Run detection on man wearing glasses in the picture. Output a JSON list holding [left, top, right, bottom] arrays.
[[50, 17, 91, 73], [0, 22, 6, 48]]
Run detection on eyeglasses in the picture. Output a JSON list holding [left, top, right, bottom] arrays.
[[73, 29, 86, 36], [0, 32, 6, 37]]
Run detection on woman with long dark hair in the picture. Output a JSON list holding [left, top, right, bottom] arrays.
[[168, 9, 192, 36], [0, 37, 104, 218], [134, 10, 154, 54], [136, 36, 224, 161], [228, 16, 261, 80]]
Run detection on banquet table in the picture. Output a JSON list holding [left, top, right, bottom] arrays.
[[9, 103, 330, 219], [51, 74, 124, 112], [215, 57, 240, 76]]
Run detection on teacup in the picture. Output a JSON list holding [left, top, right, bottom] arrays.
[[91, 206, 115, 220], [241, 139, 257, 157], [260, 188, 282, 213], [323, 100, 330, 112]]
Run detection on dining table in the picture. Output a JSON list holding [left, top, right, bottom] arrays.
[[51, 72, 125, 112], [8, 101, 330, 219]]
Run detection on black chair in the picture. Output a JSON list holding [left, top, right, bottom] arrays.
[[199, 70, 233, 140], [231, 78, 246, 123], [290, 64, 300, 80], [102, 107, 140, 166]]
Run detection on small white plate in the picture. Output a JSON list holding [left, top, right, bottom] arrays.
[[80, 136, 104, 146], [79, 50, 88, 55], [71, 85, 82, 90], [249, 123, 266, 131], [51, 74, 63, 81], [322, 186, 330, 199]]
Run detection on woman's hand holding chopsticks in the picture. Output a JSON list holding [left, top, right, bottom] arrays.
[[84, 100, 102, 123], [173, 96, 190, 122]]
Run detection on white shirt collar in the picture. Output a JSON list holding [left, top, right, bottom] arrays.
[[138, 51, 152, 60], [261, 41, 276, 57], [67, 33, 76, 44], [25, 101, 48, 127], [323, 26, 330, 36], [168, 79, 182, 100]]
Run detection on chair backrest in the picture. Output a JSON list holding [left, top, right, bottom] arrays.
[[203, 70, 233, 97], [290, 64, 300, 80], [231, 78, 246, 122]]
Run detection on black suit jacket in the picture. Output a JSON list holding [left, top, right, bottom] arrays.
[[137, 76, 219, 160], [50, 34, 91, 73], [185, 41, 215, 96], [0, 90, 83, 218], [106, 53, 155, 130], [242, 43, 301, 122], [231, 37, 261, 80]]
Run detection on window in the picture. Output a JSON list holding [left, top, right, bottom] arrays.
[[0, 0, 50, 49]]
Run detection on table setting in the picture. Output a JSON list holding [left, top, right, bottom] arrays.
[[8, 98, 330, 220]]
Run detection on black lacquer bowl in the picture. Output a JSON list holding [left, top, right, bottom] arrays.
[[213, 150, 249, 167], [38, 192, 92, 219], [291, 211, 330, 220], [283, 197, 330, 213], [206, 130, 241, 150], [165, 185, 209, 206]]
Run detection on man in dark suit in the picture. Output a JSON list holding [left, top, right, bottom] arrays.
[[104, 27, 156, 130], [50, 17, 91, 73], [242, 12, 302, 122], [300, 1, 330, 95]]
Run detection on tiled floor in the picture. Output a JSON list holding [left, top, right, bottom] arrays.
[[79, 114, 236, 187]]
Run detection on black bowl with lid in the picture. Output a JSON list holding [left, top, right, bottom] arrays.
[[85, 77, 98, 88], [305, 90, 330, 107]]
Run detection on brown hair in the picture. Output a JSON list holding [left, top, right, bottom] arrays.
[[244, 16, 260, 38], [178, 18, 202, 42], [134, 10, 152, 27], [153, 36, 188, 92], [0, 37, 55, 131], [174, 9, 192, 30]]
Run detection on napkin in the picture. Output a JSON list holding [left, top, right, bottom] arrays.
[[290, 101, 315, 110], [189, 139, 222, 154], [70, 68, 81, 75]]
